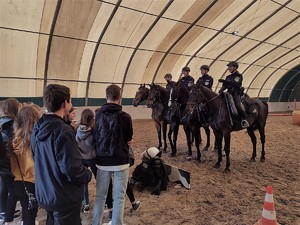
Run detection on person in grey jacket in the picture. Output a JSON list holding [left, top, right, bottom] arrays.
[[75, 108, 97, 213]]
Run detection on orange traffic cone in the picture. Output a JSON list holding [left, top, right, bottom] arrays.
[[254, 185, 280, 225]]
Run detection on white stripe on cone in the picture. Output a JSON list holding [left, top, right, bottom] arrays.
[[262, 208, 277, 220], [265, 193, 274, 203]]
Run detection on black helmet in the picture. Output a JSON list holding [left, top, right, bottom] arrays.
[[182, 66, 190, 72], [200, 65, 209, 71], [227, 61, 239, 68]]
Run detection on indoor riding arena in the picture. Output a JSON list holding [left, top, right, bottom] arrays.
[[0, 1, 299, 225]]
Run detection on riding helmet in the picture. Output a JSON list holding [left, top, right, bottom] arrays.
[[182, 66, 190, 72], [226, 61, 239, 68], [145, 147, 160, 158], [200, 65, 210, 71]]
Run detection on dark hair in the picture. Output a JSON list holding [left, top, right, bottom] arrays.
[[80, 109, 94, 126], [43, 84, 70, 112], [1, 98, 20, 118], [106, 84, 121, 101], [164, 73, 172, 79]]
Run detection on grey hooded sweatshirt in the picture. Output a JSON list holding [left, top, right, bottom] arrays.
[[76, 125, 96, 160]]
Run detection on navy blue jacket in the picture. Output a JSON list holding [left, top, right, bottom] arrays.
[[30, 114, 92, 211], [196, 74, 213, 89], [219, 71, 243, 94], [179, 75, 194, 90], [95, 103, 133, 166]]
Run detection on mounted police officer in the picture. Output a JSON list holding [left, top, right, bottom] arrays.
[[196, 65, 213, 90], [164, 73, 174, 91], [179, 66, 194, 91], [218, 61, 249, 128]]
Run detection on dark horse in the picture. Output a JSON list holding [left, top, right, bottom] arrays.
[[133, 84, 149, 107], [133, 84, 167, 151], [166, 81, 193, 156], [181, 83, 211, 160], [144, 83, 169, 152], [188, 85, 268, 171]]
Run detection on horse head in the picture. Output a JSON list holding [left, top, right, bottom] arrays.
[[132, 84, 149, 107], [146, 83, 162, 108]]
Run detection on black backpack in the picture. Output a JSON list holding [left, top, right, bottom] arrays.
[[95, 111, 123, 157]]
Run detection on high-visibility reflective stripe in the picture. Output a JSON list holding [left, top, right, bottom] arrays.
[[264, 201, 275, 211], [262, 208, 277, 220], [265, 193, 274, 203]]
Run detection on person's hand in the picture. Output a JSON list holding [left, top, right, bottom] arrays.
[[127, 138, 134, 147]]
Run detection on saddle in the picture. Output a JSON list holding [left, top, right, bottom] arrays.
[[224, 93, 257, 126]]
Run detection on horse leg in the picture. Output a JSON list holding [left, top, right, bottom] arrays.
[[259, 127, 266, 162], [247, 127, 257, 162], [184, 125, 192, 157], [172, 123, 180, 156], [162, 121, 168, 153], [214, 130, 223, 168], [155, 122, 162, 149], [168, 124, 175, 155], [193, 126, 201, 161], [203, 126, 210, 151], [223, 132, 231, 172]]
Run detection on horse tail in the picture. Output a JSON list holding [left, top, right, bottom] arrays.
[[262, 101, 269, 118]]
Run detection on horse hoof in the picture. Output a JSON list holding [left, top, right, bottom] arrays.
[[214, 164, 220, 168], [249, 157, 256, 162], [170, 153, 176, 157], [224, 168, 231, 173], [260, 158, 265, 162]]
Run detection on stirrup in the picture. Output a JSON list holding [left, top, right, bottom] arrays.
[[241, 119, 249, 128]]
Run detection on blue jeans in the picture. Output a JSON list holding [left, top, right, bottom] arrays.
[[92, 167, 129, 225], [82, 159, 97, 206]]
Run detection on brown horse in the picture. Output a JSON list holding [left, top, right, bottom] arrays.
[[188, 85, 268, 172], [138, 83, 168, 152], [132, 84, 149, 107]]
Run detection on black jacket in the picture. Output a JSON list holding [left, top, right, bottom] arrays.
[[196, 74, 213, 89], [0, 117, 14, 176], [30, 114, 92, 211], [179, 75, 194, 90], [219, 71, 243, 94], [95, 103, 133, 166]]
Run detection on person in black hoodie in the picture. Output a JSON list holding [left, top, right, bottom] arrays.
[[0, 98, 20, 224], [92, 84, 133, 225], [30, 84, 92, 225]]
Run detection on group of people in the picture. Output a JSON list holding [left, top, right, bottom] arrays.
[[0, 60, 249, 225], [0, 84, 141, 225], [164, 61, 249, 128]]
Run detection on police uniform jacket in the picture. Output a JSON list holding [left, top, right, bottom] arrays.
[[219, 71, 243, 94], [196, 74, 213, 89], [179, 75, 194, 90]]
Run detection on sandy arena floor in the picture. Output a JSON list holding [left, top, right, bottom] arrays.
[[11, 116, 300, 225]]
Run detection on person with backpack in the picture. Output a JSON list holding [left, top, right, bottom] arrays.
[[30, 84, 92, 225], [0, 98, 21, 224], [92, 84, 133, 225]]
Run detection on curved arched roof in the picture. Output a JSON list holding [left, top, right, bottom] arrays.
[[0, 0, 299, 105]]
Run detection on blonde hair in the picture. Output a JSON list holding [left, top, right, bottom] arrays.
[[13, 105, 41, 154]]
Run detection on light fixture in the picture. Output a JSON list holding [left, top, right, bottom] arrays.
[[232, 31, 238, 35]]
